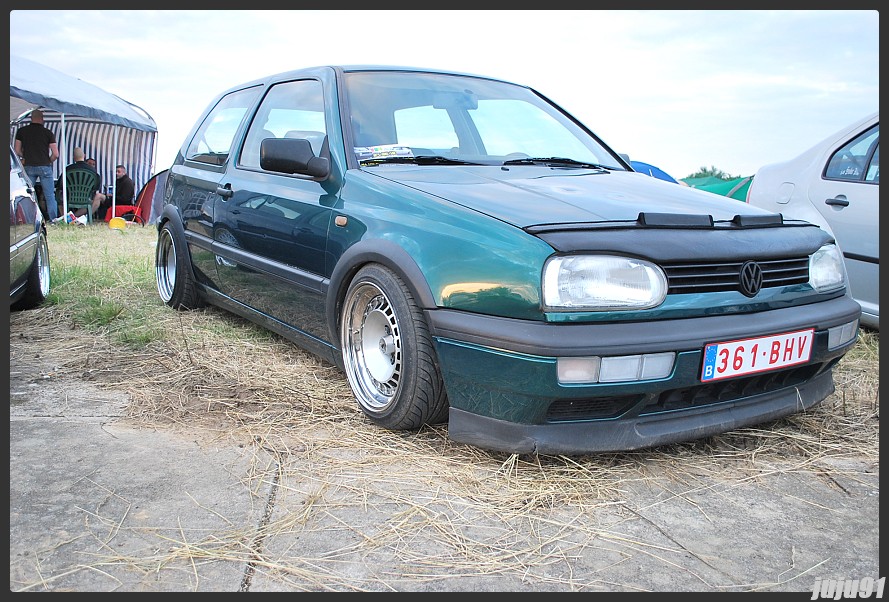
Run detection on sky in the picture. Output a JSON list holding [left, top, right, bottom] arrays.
[[8, 9, 879, 180]]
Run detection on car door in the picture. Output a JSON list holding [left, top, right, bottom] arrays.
[[807, 123, 879, 318], [213, 78, 334, 342], [166, 85, 264, 291]]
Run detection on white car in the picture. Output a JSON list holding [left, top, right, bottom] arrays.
[[747, 112, 879, 329]]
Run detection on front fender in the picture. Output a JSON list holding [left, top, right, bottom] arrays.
[[156, 204, 205, 288], [325, 239, 437, 345], [157, 203, 186, 233]]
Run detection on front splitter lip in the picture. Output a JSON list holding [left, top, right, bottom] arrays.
[[447, 369, 835, 455]]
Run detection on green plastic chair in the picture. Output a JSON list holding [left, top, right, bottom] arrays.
[[64, 167, 101, 223]]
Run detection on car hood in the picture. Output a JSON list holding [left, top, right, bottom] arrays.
[[366, 165, 763, 228]]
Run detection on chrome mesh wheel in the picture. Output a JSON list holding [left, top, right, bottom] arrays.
[[156, 226, 177, 303], [340, 264, 447, 430], [342, 281, 403, 413], [36, 234, 50, 299]]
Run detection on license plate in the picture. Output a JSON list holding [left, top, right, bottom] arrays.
[[701, 328, 814, 382]]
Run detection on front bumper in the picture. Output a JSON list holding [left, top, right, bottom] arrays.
[[427, 295, 861, 454]]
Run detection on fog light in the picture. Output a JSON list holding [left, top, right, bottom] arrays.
[[640, 352, 676, 380], [557, 352, 675, 384], [599, 352, 675, 383], [557, 357, 601, 384], [828, 319, 859, 350], [599, 355, 643, 382]]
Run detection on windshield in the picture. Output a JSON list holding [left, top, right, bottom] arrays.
[[343, 71, 626, 169]]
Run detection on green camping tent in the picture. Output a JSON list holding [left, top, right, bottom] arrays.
[[682, 175, 753, 201]]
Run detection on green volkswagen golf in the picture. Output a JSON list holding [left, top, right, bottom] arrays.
[[155, 66, 861, 454]]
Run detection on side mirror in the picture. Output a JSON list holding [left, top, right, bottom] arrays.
[[260, 138, 330, 179]]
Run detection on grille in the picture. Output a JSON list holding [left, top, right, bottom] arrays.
[[546, 396, 642, 421], [641, 359, 838, 415], [663, 257, 809, 295]]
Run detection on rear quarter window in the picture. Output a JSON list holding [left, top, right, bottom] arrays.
[[823, 124, 879, 183], [186, 86, 262, 166]]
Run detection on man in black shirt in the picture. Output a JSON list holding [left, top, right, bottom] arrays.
[[98, 164, 136, 220], [14, 109, 61, 220], [114, 164, 135, 204]]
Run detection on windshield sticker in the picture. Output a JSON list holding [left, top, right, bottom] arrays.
[[355, 144, 414, 161]]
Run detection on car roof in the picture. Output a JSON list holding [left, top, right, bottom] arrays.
[[764, 110, 879, 170], [825, 111, 879, 143], [801, 110, 878, 157], [222, 65, 522, 94]]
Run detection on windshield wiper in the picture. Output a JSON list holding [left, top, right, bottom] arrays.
[[360, 155, 480, 166], [502, 156, 611, 169]]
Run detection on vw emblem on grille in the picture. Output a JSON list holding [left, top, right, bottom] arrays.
[[739, 261, 763, 297]]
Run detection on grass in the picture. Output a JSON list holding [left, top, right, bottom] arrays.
[[39, 224, 174, 346]]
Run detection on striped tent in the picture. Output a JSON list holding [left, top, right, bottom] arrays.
[[10, 109, 157, 203], [10, 55, 158, 217]]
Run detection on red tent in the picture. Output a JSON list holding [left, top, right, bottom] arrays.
[[103, 169, 167, 224]]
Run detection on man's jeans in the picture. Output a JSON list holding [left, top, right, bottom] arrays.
[[24, 165, 58, 221]]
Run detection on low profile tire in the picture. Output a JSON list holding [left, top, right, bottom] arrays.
[[156, 221, 204, 309], [340, 264, 448, 430], [13, 231, 51, 311]]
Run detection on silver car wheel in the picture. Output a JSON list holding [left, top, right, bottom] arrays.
[[36, 234, 50, 299], [156, 227, 177, 303], [342, 281, 402, 413]]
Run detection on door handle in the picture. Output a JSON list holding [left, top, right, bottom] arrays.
[[216, 185, 233, 198], [825, 196, 849, 208]]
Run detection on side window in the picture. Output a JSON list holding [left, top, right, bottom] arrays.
[[10, 147, 29, 186], [824, 124, 879, 183], [186, 86, 261, 166], [240, 79, 326, 170]]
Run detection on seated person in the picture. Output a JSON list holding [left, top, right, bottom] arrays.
[[55, 147, 105, 217], [95, 164, 136, 220]]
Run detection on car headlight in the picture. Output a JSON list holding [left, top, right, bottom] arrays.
[[542, 255, 668, 310], [809, 243, 846, 293]]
